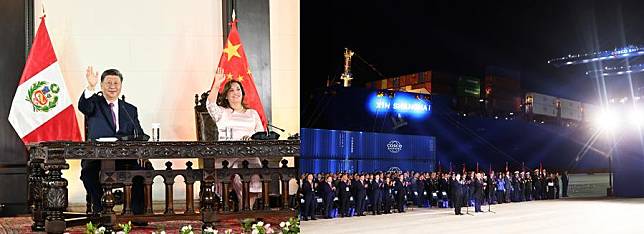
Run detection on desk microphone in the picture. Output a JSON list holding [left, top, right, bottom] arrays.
[[119, 102, 149, 141]]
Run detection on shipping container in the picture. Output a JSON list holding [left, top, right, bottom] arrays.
[[561, 107, 582, 121], [409, 73, 419, 84], [532, 102, 558, 117], [386, 78, 394, 88], [559, 98, 582, 110], [526, 92, 557, 106], [402, 75, 411, 86], [380, 79, 388, 89], [457, 76, 481, 97], [419, 71, 432, 83], [484, 75, 521, 92], [392, 77, 400, 88], [490, 97, 520, 112]]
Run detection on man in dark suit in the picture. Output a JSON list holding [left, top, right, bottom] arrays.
[[383, 176, 393, 214], [301, 174, 317, 221], [78, 67, 149, 216], [473, 173, 484, 213], [353, 174, 367, 216], [451, 173, 464, 215], [320, 175, 336, 219], [394, 174, 406, 213], [336, 174, 351, 217], [370, 174, 383, 215]]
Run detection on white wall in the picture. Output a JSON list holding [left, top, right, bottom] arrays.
[[34, 0, 299, 204], [270, 0, 300, 167]]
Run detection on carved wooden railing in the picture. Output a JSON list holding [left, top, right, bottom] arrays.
[[27, 140, 299, 234]]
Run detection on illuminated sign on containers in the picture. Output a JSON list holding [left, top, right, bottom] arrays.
[[367, 90, 432, 118]]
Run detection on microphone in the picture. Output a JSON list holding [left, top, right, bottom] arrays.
[[118, 102, 149, 141], [265, 123, 299, 140], [267, 123, 285, 132], [251, 122, 281, 140]]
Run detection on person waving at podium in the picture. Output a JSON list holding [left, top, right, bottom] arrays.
[[77, 66, 148, 222], [207, 67, 263, 141], [207, 67, 264, 209]]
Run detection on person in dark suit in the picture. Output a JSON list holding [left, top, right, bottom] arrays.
[[416, 175, 427, 208], [547, 173, 556, 199], [561, 171, 569, 197], [532, 170, 542, 200], [301, 174, 317, 221], [78, 67, 148, 216], [524, 172, 533, 201], [365, 174, 373, 213], [370, 174, 383, 215], [394, 174, 406, 213], [473, 173, 484, 213], [320, 175, 336, 219], [353, 174, 367, 216], [554, 172, 561, 199], [451, 173, 464, 215], [383, 176, 393, 214], [336, 174, 351, 217]]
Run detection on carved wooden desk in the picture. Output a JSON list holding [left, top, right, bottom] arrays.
[[27, 140, 300, 234]]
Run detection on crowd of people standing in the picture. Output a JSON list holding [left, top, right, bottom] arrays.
[[299, 168, 569, 220]]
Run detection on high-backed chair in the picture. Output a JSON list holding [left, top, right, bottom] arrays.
[[194, 91, 218, 141]]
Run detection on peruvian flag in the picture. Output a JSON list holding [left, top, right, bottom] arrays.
[[8, 17, 81, 144], [212, 19, 267, 130]]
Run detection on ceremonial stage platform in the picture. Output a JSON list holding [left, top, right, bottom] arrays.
[[301, 197, 644, 234]]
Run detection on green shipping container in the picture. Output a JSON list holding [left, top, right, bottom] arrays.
[[457, 76, 481, 97]]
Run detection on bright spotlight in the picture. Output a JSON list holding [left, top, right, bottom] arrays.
[[628, 109, 644, 127], [594, 110, 619, 131]]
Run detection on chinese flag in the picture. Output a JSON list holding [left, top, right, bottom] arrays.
[[212, 20, 267, 130]]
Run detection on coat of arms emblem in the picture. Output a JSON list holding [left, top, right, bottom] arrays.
[[26, 81, 59, 112]]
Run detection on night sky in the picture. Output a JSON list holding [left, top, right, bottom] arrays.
[[301, 0, 644, 104]]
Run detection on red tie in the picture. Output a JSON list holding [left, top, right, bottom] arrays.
[[109, 103, 117, 131]]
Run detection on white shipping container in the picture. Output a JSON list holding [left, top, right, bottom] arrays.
[[526, 92, 557, 106], [532, 102, 557, 117], [559, 98, 582, 110], [561, 107, 583, 121]]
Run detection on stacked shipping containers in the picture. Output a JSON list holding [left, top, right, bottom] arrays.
[[484, 74, 521, 113], [364, 68, 596, 126], [366, 71, 432, 93], [456, 75, 482, 113]]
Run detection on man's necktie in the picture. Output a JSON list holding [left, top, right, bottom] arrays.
[[109, 103, 117, 131]]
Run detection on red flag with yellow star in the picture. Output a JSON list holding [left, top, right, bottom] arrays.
[[212, 20, 267, 130]]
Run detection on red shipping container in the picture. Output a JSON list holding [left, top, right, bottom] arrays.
[[485, 75, 520, 91], [410, 73, 419, 84], [400, 75, 408, 86], [422, 71, 432, 83]]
